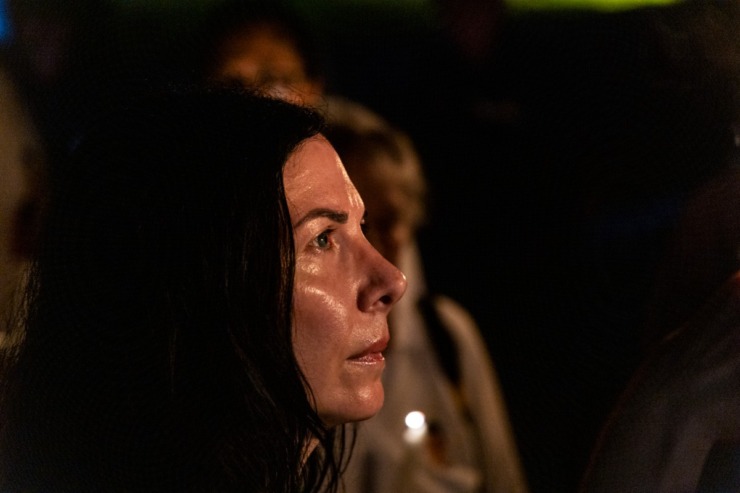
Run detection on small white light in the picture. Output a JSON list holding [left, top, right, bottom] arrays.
[[403, 411, 428, 445], [405, 411, 426, 430]]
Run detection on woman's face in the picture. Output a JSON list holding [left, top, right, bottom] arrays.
[[284, 135, 407, 426]]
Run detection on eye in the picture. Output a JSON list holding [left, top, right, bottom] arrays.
[[312, 229, 333, 250], [360, 217, 368, 235]]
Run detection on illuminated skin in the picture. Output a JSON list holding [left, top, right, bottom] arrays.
[[284, 135, 407, 426]]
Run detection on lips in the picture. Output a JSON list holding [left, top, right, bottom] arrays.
[[349, 337, 389, 362]]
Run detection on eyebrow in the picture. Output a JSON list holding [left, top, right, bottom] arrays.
[[293, 208, 349, 229]]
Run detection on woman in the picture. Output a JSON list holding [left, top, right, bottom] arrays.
[[0, 86, 406, 492]]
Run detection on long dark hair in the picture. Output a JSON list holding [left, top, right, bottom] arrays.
[[0, 86, 346, 492]]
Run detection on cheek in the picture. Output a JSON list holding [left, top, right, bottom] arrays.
[[292, 255, 354, 344], [291, 278, 350, 376], [290, 254, 387, 424], [293, 255, 349, 328]]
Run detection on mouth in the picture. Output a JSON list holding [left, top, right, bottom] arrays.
[[348, 337, 389, 363]]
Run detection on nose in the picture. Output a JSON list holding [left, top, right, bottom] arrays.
[[358, 243, 407, 313]]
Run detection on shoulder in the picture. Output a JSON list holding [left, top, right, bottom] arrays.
[[432, 295, 478, 331], [429, 294, 489, 354]]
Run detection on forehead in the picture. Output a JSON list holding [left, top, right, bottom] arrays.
[[283, 136, 362, 217]]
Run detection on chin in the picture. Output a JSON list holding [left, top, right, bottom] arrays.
[[353, 396, 384, 423], [320, 385, 385, 426]]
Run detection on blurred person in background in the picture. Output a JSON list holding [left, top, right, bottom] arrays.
[[4, 0, 118, 165], [324, 104, 529, 493], [0, 61, 46, 347], [580, 266, 740, 492], [193, 0, 374, 124], [643, 159, 740, 349], [195, 0, 326, 107], [579, 3, 740, 491]]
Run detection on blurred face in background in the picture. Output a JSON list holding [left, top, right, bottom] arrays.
[[211, 23, 323, 106], [344, 145, 426, 267]]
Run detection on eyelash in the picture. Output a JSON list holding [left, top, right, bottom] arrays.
[[310, 219, 364, 251]]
